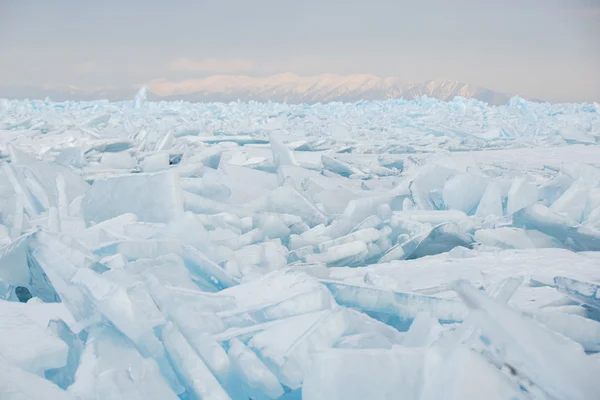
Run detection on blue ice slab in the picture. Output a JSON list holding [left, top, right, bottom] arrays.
[[408, 222, 473, 259], [554, 276, 600, 311], [69, 325, 182, 399], [380, 222, 472, 262], [44, 320, 83, 390], [321, 280, 467, 322], [160, 322, 231, 400], [455, 280, 600, 400], [196, 135, 269, 146], [133, 86, 147, 109], [0, 361, 76, 400], [182, 245, 239, 291], [81, 170, 184, 225], [227, 338, 285, 400], [513, 204, 600, 251]]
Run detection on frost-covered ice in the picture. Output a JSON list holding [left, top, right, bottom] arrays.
[[0, 95, 599, 399]]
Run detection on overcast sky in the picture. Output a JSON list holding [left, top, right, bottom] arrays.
[[1, 0, 598, 102]]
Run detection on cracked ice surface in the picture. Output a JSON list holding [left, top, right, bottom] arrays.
[[1, 95, 600, 399]]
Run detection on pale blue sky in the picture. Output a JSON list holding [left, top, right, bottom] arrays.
[[1, 0, 598, 102]]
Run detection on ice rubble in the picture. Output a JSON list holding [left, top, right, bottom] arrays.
[[0, 95, 600, 399]]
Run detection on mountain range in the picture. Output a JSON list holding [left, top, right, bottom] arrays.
[[0, 73, 520, 105]]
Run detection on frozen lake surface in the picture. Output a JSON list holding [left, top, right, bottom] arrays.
[[0, 94, 600, 399]]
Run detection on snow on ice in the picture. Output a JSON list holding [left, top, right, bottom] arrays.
[[0, 95, 600, 399]]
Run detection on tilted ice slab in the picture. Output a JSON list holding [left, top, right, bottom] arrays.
[[0, 96, 599, 399]]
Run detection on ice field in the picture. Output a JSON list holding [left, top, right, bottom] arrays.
[[1, 92, 600, 399]]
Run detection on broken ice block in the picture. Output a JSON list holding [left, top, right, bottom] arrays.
[[183, 191, 250, 218], [269, 133, 298, 169], [69, 325, 181, 399], [442, 172, 489, 214], [455, 281, 600, 400], [530, 310, 600, 352], [161, 323, 231, 400], [133, 86, 147, 109], [321, 155, 363, 177], [402, 312, 443, 348], [550, 179, 590, 222], [409, 163, 456, 210], [140, 152, 170, 173], [216, 270, 334, 327], [391, 210, 469, 226], [100, 151, 136, 169], [421, 345, 525, 400], [506, 176, 539, 214], [514, 204, 600, 251], [249, 309, 349, 389], [474, 227, 565, 249], [181, 176, 232, 201], [554, 276, 600, 311], [0, 299, 68, 374], [306, 240, 369, 266], [475, 181, 503, 218], [317, 228, 380, 253], [0, 361, 76, 400], [322, 280, 467, 322], [81, 170, 183, 224], [408, 222, 473, 259], [303, 347, 425, 400], [145, 277, 231, 380], [182, 245, 239, 291], [266, 185, 328, 226], [227, 338, 285, 399], [44, 319, 83, 390]]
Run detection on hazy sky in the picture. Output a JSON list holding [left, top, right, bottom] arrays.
[[1, 0, 598, 102]]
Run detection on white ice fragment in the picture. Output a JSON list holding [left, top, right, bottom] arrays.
[[530, 310, 600, 352], [403, 312, 443, 347], [506, 176, 539, 214], [0, 299, 68, 374], [81, 170, 183, 224], [2, 194, 25, 239], [0, 361, 76, 400], [391, 210, 469, 226], [184, 191, 250, 218], [306, 240, 368, 266], [321, 155, 363, 177], [409, 163, 455, 210], [550, 179, 590, 222], [141, 152, 170, 173], [475, 181, 503, 217], [269, 133, 298, 169], [421, 346, 525, 400], [100, 151, 135, 169], [133, 86, 147, 109], [316, 228, 380, 253], [554, 276, 600, 311], [257, 214, 290, 240], [69, 325, 181, 399], [322, 280, 467, 322], [181, 244, 239, 290], [249, 309, 348, 389], [514, 204, 600, 251], [22, 167, 50, 212], [455, 281, 600, 400], [303, 347, 425, 400], [474, 227, 565, 249], [442, 172, 489, 214], [161, 323, 231, 400], [266, 185, 328, 226], [181, 176, 232, 201], [227, 338, 285, 399]]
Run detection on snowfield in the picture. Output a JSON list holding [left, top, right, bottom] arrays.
[[0, 92, 600, 399]]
